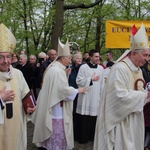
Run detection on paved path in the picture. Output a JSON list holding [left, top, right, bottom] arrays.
[[27, 121, 93, 150]]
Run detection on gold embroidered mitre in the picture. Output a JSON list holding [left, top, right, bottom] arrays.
[[130, 23, 149, 50], [57, 38, 71, 56], [0, 23, 16, 53]]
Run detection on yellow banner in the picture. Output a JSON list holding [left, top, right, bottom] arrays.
[[106, 20, 150, 48]]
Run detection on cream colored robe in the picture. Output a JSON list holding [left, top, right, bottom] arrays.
[[94, 57, 147, 150], [101, 67, 112, 92], [32, 61, 75, 149], [0, 66, 29, 150]]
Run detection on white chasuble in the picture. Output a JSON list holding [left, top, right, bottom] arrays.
[[94, 57, 147, 150], [32, 61, 76, 149], [0, 66, 29, 150]]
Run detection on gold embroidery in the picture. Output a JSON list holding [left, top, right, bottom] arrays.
[[0, 23, 16, 53]]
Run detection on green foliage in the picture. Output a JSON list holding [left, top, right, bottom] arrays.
[[0, 0, 150, 60]]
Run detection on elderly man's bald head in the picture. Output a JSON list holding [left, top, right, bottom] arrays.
[[47, 49, 57, 61]]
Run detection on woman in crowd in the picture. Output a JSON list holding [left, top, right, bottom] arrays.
[[68, 53, 83, 140]]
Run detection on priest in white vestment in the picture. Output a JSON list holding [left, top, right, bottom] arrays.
[[94, 23, 150, 150], [75, 49, 104, 143], [32, 39, 86, 150], [0, 23, 35, 150]]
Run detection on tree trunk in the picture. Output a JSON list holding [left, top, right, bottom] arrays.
[[51, 0, 64, 51], [95, 16, 101, 52], [22, 0, 29, 55]]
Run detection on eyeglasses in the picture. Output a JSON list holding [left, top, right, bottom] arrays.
[[0, 55, 12, 62]]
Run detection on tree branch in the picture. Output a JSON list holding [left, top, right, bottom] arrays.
[[64, 0, 102, 10]]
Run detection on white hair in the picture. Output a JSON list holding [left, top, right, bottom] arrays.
[[38, 52, 46, 58], [72, 53, 82, 63], [20, 54, 27, 60]]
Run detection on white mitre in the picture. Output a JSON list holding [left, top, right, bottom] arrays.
[[116, 23, 150, 63], [130, 23, 149, 50], [57, 38, 71, 56]]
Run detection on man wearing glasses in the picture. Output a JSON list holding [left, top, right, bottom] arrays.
[[0, 23, 35, 150]]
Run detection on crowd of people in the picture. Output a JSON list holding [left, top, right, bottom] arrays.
[[11, 49, 57, 99], [0, 22, 150, 150]]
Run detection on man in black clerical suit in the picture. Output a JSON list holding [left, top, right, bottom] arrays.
[[16, 54, 33, 89]]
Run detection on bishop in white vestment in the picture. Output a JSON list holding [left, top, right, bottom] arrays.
[[32, 39, 85, 150], [94, 23, 150, 150], [0, 23, 32, 150]]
